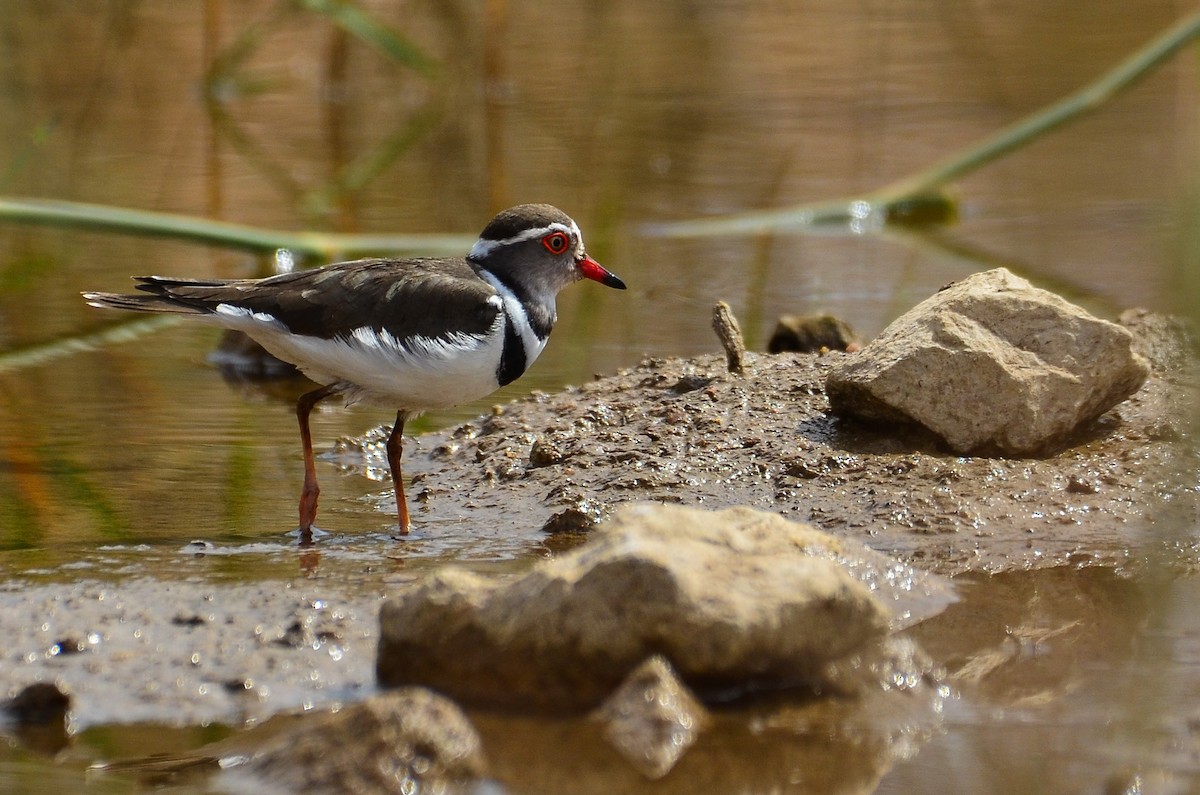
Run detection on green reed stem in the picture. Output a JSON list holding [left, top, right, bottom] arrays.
[[0, 196, 472, 259], [648, 9, 1200, 238], [874, 9, 1200, 202]]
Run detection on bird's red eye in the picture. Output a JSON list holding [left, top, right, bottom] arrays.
[[542, 231, 570, 255]]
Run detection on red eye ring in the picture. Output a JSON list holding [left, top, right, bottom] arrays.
[[542, 231, 570, 255]]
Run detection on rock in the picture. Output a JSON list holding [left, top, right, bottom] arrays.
[[529, 437, 567, 467], [592, 655, 709, 779], [826, 268, 1150, 455], [221, 689, 486, 795], [540, 505, 602, 535], [4, 682, 70, 725], [2, 682, 71, 756], [768, 314, 861, 353], [378, 503, 897, 710]]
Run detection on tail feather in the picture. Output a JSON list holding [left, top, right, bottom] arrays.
[[133, 275, 233, 294], [81, 291, 210, 314], [83, 275, 236, 315]]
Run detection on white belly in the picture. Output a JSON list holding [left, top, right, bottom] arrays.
[[209, 305, 521, 410]]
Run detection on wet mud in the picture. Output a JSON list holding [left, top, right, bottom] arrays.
[[1, 312, 1196, 791], [348, 311, 1197, 576]]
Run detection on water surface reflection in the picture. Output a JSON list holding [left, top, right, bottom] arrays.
[[0, 2, 1196, 793]]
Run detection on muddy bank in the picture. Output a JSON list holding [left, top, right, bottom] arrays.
[[0, 309, 1194, 785], [0, 575, 382, 728], [9, 567, 1192, 793], [339, 310, 1197, 576]]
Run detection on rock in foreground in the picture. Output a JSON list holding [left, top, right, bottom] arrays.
[[221, 689, 485, 795], [591, 655, 710, 779], [378, 503, 903, 710], [827, 268, 1149, 455]]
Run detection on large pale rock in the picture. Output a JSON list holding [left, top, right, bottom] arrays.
[[377, 504, 901, 710], [826, 268, 1149, 455]]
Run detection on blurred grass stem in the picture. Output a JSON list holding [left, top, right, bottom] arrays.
[[648, 9, 1200, 237], [0, 196, 471, 259]]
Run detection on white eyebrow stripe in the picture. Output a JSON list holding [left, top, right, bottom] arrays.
[[467, 221, 583, 261]]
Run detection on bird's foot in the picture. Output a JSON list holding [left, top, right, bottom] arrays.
[[290, 525, 330, 546]]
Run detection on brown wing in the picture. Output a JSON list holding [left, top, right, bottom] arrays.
[[96, 258, 502, 342]]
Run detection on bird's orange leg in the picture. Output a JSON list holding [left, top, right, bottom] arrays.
[[295, 384, 339, 540], [386, 411, 410, 535]]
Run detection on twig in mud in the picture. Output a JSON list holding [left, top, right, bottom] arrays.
[[712, 301, 747, 376]]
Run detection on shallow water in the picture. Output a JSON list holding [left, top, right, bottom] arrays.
[[1, 1, 1198, 792]]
